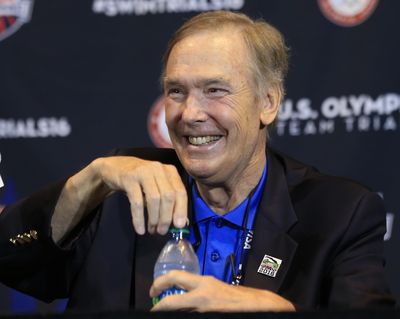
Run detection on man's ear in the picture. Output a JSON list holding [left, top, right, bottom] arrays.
[[260, 84, 282, 126]]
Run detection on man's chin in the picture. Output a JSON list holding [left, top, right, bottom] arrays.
[[185, 165, 219, 183], [178, 155, 224, 182]]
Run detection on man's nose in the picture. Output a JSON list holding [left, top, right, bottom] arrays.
[[181, 94, 208, 123]]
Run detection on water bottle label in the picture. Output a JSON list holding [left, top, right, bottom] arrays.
[[159, 286, 186, 301]]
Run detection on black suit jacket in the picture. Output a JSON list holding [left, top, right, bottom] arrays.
[[0, 148, 395, 311]]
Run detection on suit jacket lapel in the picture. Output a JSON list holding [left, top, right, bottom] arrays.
[[243, 150, 298, 293]]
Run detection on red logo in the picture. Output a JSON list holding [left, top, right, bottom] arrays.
[[318, 0, 379, 27], [0, 0, 34, 42], [147, 95, 173, 148]]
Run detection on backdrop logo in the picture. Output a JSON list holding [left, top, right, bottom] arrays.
[[276, 93, 399, 137], [318, 0, 378, 27], [0, 0, 34, 42], [0, 117, 71, 138], [92, 0, 244, 17], [148, 95, 172, 148]]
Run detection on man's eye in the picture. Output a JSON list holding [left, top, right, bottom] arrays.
[[168, 88, 180, 94], [167, 88, 184, 97], [206, 88, 228, 96]]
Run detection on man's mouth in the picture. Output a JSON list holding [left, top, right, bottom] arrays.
[[187, 135, 222, 145]]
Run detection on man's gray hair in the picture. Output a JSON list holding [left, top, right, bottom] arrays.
[[161, 10, 289, 102]]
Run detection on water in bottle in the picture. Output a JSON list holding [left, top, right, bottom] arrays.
[[153, 227, 200, 303]]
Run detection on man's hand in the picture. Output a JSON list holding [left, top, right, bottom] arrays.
[[92, 157, 188, 235], [52, 156, 188, 242], [150, 270, 295, 312]]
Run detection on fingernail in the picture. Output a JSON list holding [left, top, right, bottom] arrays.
[[136, 225, 145, 235], [157, 225, 168, 235], [175, 217, 186, 228]]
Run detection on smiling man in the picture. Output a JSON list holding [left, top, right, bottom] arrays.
[[0, 11, 395, 312], [164, 26, 275, 213]]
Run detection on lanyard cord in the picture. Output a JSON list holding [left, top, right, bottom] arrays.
[[230, 188, 255, 286]]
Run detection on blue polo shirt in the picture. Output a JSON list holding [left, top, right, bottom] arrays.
[[189, 162, 267, 284]]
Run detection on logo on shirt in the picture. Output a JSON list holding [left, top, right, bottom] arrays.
[[318, 0, 379, 27], [0, 0, 34, 42], [257, 255, 282, 278]]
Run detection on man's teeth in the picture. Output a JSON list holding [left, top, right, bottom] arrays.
[[188, 136, 221, 145]]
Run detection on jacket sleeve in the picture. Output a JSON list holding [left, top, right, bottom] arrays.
[[324, 191, 395, 308], [0, 147, 179, 303], [0, 180, 99, 302]]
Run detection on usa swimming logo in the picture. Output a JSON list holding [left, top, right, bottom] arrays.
[[0, 0, 34, 42], [148, 95, 172, 148]]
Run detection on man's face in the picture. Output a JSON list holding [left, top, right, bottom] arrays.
[[164, 29, 275, 186]]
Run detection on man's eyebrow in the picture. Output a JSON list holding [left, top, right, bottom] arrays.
[[163, 78, 181, 88], [163, 77, 230, 87]]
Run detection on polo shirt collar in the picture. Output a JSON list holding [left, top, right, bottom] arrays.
[[191, 162, 268, 229]]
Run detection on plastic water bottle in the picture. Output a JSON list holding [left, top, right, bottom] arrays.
[[153, 227, 200, 304]]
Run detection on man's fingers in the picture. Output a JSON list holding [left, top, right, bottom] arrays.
[[150, 270, 199, 297], [150, 271, 201, 312], [109, 158, 187, 235], [165, 165, 188, 229], [126, 183, 145, 235], [140, 174, 161, 234], [151, 293, 195, 312], [154, 164, 176, 235]]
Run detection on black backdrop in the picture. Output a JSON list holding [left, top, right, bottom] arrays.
[[0, 0, 399, 313]]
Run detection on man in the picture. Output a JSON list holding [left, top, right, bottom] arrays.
[[0, 11, 395, 312]]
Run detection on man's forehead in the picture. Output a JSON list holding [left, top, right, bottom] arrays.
[[169, 28, 247, 59], [166, 35, 248, 73], [178, 25, 242, 43]]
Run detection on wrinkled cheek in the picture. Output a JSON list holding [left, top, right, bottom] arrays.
[[209, 104, 243, 130], [228, 110, 247, 136]]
